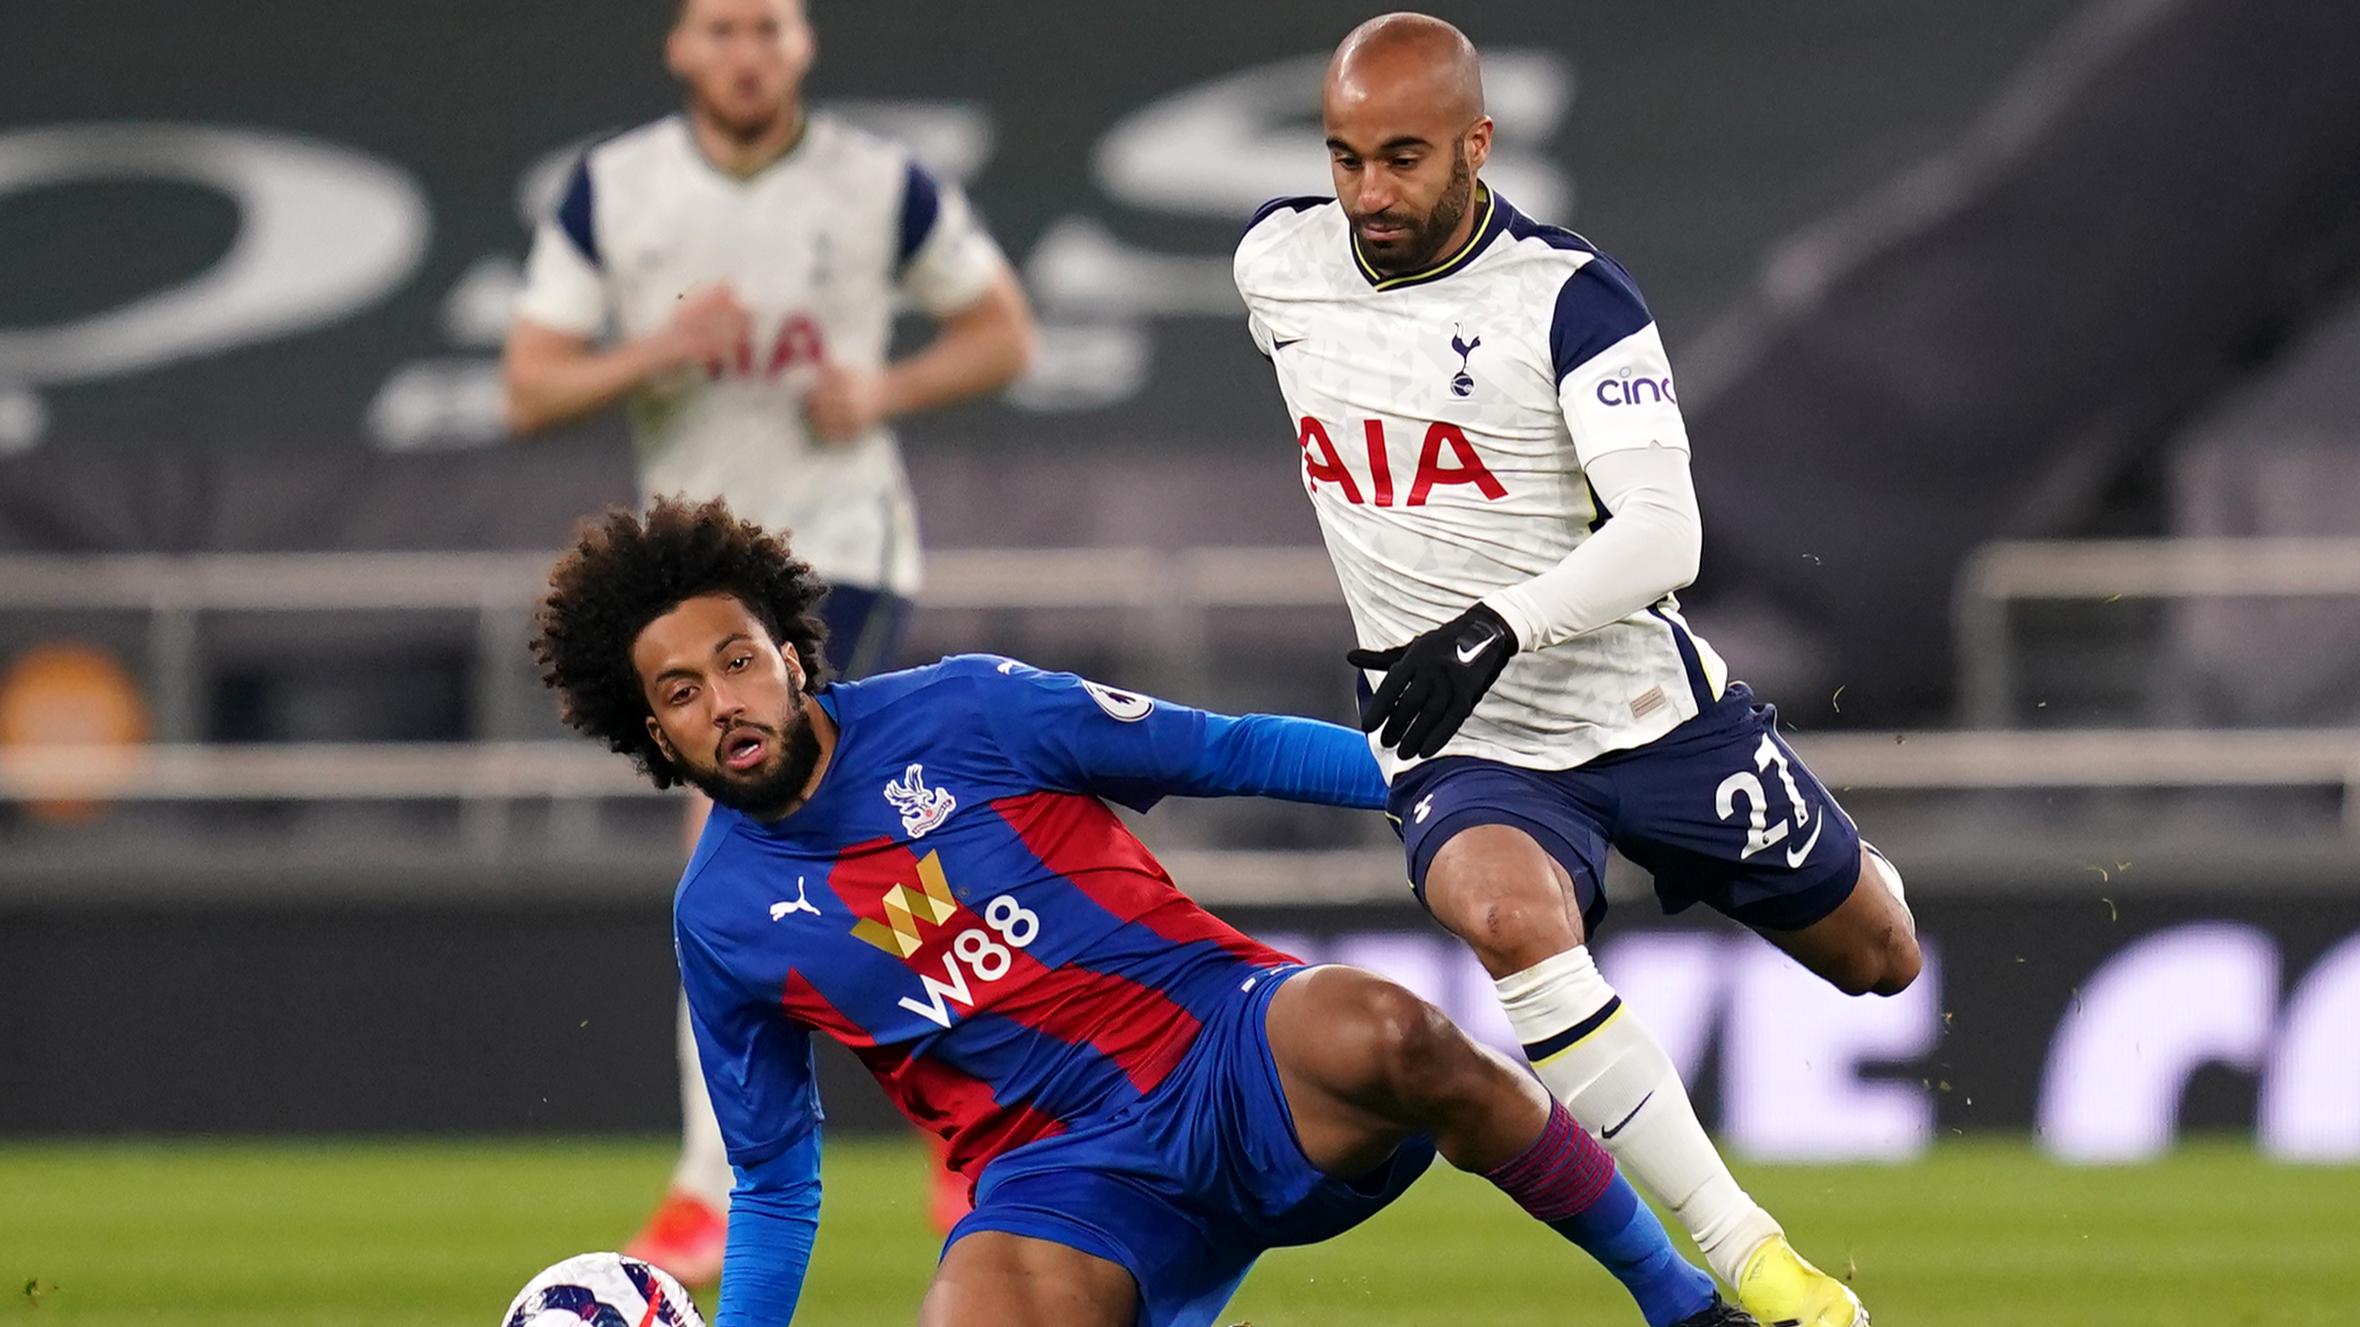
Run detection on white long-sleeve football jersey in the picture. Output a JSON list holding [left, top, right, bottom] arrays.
[[515, 112, 1009, 596], [1235, 189, 1729, 777]]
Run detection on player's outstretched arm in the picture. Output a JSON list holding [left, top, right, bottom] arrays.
[[804, 270, 1035, 442], [977, 661, 1386, 811], [503, 287, 753, 435], [1184, 710, 1389, 808]]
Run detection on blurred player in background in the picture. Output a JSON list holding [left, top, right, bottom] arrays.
[[531, 496, 1752, 1327], [502, 0, 1035, 1281], [1234, 15, 1921, 1326]]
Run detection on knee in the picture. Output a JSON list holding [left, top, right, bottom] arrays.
[[1872, 931, 1924, 996], [1830, 926, 1922, 997], [1426, 833, 1582, 973], [1795, 850, 1917, 997], [1350, 980, 1464, 1100]]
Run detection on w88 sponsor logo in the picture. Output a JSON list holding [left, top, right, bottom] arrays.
[[896, 894, 1043, 1029]]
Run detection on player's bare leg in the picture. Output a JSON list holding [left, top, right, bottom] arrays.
[[921, 1230, 1137, 1327], [1268, 965, 1739, 1327], [1420, 825, 1865, 1327], [1751, 845, 1919, 997]]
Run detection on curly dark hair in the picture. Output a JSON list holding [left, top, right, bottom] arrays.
[[532, 495, 831, 788]]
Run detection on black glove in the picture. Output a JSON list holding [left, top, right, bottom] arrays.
[[1346, 603, 1519, 759]]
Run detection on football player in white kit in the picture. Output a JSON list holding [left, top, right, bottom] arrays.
[[1234, 16, 1920, 1327], [502, 0, 1035, 1283]]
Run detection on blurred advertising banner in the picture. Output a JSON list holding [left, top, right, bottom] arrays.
[[1243, 898, 2360, 1165], [0, 0, 2075, 466], [5, 887, 2357, 1162], [17, 1, 2360, 725]]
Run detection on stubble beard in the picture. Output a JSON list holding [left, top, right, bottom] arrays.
[[692, 69, 797, 147], [684, 698, 824, 820], [1356, 143, 1475, 276]]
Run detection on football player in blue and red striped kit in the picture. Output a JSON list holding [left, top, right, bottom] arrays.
[[532, 496, 1753, 1327]]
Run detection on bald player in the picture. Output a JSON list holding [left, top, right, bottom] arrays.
[[1234, 15, 1920, 1326], [504, 0, 1035, 1280]]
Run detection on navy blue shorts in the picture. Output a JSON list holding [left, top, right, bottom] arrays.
[[1388, 683, 1861, 933], [816, 583, 910, 680], [948, 964, 1436, 1327]]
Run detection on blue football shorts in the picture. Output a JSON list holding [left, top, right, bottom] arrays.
[[1388, 682, 1863, 934], [815, 582, 911, 681], [947, 963, 1437, 1327]]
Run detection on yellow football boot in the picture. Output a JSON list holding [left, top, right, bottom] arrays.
[[1733, 1235, 1867, 1327]]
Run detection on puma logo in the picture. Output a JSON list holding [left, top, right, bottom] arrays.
[[769, 877, 821, 920]]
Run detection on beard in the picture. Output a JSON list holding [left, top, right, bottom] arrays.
[[706, 95, 787, 143], [692, 70, 795, 144], [683, 703, 825, 820], [1350, 142, 1476, 275]]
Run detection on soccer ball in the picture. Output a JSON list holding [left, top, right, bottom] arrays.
[[502, 1252, 706, 1327]]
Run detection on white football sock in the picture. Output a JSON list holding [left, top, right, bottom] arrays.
[[669, 991, 736, 1210], [1864, 841, 1910, 910], [1496, 947, 1780, 1287]]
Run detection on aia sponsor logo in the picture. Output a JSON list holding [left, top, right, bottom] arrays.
[[705, 313, 826, 381], [1295, 416, 1506, 507]]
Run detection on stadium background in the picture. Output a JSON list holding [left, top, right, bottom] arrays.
[[7, 0, 2360, 1321]]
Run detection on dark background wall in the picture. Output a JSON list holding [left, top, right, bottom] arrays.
[[9, 890, 2356, 1139]]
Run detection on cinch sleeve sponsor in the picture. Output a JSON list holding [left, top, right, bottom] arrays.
[[512, 158, 609, 338], [898, 161, 1008, 317], [1552, 258, 1690, 468]]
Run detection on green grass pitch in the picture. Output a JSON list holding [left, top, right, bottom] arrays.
[[4, 1136, 2354, 1325]]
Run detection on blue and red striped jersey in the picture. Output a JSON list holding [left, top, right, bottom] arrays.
[[674, 654, 1386, 1184]]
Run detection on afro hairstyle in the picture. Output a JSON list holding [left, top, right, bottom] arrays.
[[533, 495, 830, 788]]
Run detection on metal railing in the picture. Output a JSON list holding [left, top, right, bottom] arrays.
[[14, 543, 2360, 853], [0, 547, 1350, 743], [12, 726, 2360, 814], [1953, 536, 2360, 727], [11, 728, 2360, 793]]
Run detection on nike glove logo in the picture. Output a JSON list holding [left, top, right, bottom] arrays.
[[1454, 624, 1503, 664], [1601, 1091, 1655, 1140]]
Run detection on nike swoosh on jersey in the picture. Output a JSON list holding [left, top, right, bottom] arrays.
[[1783, 815, 1826, 869], [1271, 337, 1306, 350], [1601, 1090, 1655, 1139]]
